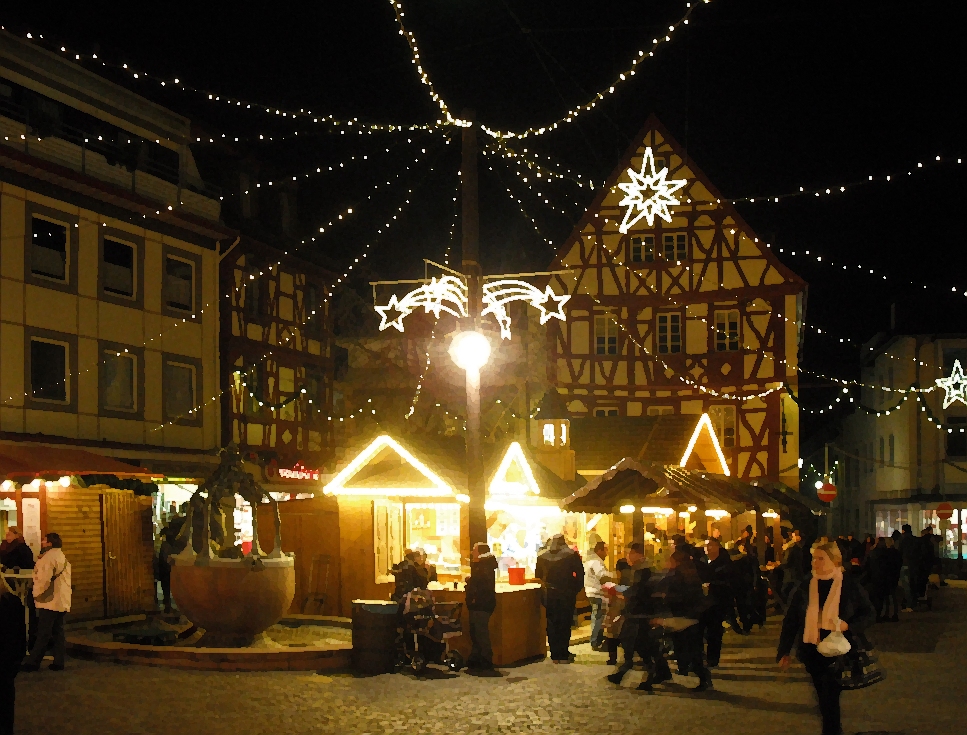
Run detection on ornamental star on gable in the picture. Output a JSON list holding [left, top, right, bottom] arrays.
[[936, 359, 967, 409], [617, 147, 687, 234]]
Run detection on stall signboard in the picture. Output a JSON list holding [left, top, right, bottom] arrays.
[[817, 483, 838, 503], [278, 463, 321, 481], [936, 502, 953, 521]]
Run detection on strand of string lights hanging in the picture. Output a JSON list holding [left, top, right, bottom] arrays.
[[190, 119, 445, 146], [484, 146, 579, 223], [223, 138, 419, 197], [490, 140, 594, 189], [9, 29, 439, 135], [477, 2, 713, 140], [483, 156, 558, 249], [487, 143, 588, 213]]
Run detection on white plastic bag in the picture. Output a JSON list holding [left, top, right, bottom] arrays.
[[817, 622, 852, 658]]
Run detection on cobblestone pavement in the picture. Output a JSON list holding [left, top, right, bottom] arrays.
[[14, 586, 967, 735]]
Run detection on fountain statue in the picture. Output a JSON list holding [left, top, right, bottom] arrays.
[[170, 444, 295, 646]]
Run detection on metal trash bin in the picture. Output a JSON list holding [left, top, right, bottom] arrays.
[[351, 599, 399, 674]]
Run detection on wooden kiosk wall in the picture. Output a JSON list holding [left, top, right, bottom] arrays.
[[257, 496, 343, 617]]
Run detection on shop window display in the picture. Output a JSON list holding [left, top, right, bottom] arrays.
[[405, 503, 461, 576]]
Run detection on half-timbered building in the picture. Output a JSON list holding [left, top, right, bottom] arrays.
[[219, 236, 335, 487], [545, 117, 805, 486]]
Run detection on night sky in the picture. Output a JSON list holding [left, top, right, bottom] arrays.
[[5, 0, 966, 445]]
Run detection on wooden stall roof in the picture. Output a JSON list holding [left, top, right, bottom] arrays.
[[0, 444, 156, 480], [561, 458, 809, 515], [569, 415, 709, 473], [329, 433, 583, 500]]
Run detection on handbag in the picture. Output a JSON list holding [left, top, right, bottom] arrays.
[[832, 646, 886, 689], [34, 563, 65, 604]]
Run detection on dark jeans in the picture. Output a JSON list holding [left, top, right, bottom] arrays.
[[800, 642, 842, 735], [468, 610, 493, 667], [545, 594, 575, 661], [702, 605, 725, 666], [159, 561, 172, 612], [0, 675, 14, 735], [615, 620, 669, 680], [672, 624, 710, 682], [23, 609, 66, 669]]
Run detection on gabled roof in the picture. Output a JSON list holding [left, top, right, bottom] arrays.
[[325, 432, 582, 500], [570, 413, 728, 476], [549, 114, 805, 291]]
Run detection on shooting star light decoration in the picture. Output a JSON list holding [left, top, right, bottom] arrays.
[[374, 276, 569, 339]]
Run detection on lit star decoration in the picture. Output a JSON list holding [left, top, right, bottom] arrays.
[[374, 277, 569, 339], [617, 147, 687, 234], [936, 359, 967, 409]]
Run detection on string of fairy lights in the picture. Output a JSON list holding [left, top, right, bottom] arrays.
[[10, 7, 967, 430], [485, 147, 577, 224]]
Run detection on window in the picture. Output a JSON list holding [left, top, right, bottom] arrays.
[[306, 368, 326, 416], [30, 339, 68, 402], [594, 315, 618, 355], [242, 362, 262, 417], [646, 405, 674, 416], [657, 313, 681, 354], [374, 500, 403, 584], [630, 235, 654, 263], [663, 233, 686, 261], [244, 270, 261, 319], [888, 434, 895, 467], [164, 361, 195, 420], [714, 310, 740, 352], [947, 417, 967, 457], [103, 351, 136, 411], [102, 239, 135, 297], [845, 455, 852, 488], [594, 408, 619, 417], [709, 405, 736, 448], [878, 436, 885, 466], [30, 216, 68, 281], [406, 503, 461, 575], [165, 256, 194, 311]]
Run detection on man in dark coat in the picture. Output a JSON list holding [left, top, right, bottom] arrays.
[[607, 542, 670, 690], [897, 524, 917, 610], [700, 538, 738, 666], [535, 534, 584, 663], [465, 542, 498, 670], [779, 529, 805, 601], [1, 581, 27, 735], [0, 527, 34, 571]]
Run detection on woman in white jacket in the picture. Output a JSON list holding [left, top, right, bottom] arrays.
[[21, 533, 71, 672]]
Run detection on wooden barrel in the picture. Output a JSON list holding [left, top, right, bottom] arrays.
[[351, 599, 399, 674]]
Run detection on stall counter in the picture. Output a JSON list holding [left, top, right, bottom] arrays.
[[428, 581, 546, 666]]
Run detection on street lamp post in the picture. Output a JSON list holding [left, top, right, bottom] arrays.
[[449, 331, 490, 550], [460, 112, 487, 552]]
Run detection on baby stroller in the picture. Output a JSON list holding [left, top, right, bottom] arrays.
[[395, 590, 465, 674]]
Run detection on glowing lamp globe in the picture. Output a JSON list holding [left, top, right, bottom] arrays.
[[449, 331, 491, 372]]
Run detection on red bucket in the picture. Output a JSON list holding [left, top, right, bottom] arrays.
[[507, 567, 526, 585]]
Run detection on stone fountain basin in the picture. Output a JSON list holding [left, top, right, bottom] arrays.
[[171, 556, 295, 646]]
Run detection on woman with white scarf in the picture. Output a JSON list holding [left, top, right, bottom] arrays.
[[776, 541, 875, 735]]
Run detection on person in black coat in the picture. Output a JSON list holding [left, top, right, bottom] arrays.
[[1, 582, 27, 735], [465, 542, 499, 670], [391, 549, 438, 602], [660, 549, 713, 691], [0, 527, 34, 571], [861, 537, 890, 621], [700, 537, 739, 666], [882, 538, 902, 621], [778, 541, 876, 735], [606, 542, 670, 690], [535, 534, 584, 663]]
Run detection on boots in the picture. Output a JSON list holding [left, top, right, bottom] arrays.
[[693, 669, 713, 692]]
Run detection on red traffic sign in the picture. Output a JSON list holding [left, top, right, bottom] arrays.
[[817, 483, 838, 503], [936, 502, 953, 521]]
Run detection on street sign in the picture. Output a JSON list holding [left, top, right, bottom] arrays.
[[817, 483, 838, 503], [936, 502, 953, 521]]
